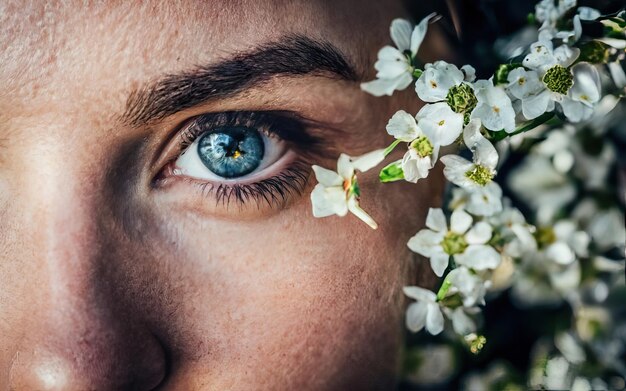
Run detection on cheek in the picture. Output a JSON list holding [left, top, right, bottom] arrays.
[[107, 167, 440, 387]]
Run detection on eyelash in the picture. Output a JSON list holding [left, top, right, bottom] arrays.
[[160, 111, 319, 208], [191, 164, 310, 208]]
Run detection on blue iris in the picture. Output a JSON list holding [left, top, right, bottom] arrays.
[[197, 126, 265, 178]]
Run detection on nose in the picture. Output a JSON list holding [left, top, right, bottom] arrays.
[[4, 141, 167, 390]]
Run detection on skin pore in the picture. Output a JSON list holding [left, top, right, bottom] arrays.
[[0, 1, 444, 389]]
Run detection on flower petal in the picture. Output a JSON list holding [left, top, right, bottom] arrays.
[[405, 301, 428, 332], [401, 152, 432, 182], [426, 303, 445, 335], [465, 182, 503, 217], [450, 208, 473, 234], [466, 221, 493, 244], [410, 13, 437, 54], [312, 165, 343, 187], [375, 47, 409, 78], [450, 308, 476, 335], [608, 62, 626, 89], [522, 89, 553, 120], [415, 61, 464, 102], [310, 185, 348, 217], [390, 19, 413, 52], [351, 149, 386, 173], [455, 244, 501, 270], [463, 119, 499, 170], [560, 98, 593, 123], [553, 45, 580, 68], [426, 207, 447, 232], [337, 153, 353, 179], [430, 252, 450, 277], [461, 64, 476, 82], [386, 110, 421, 141], [360, 73, 413, 96], [417, 102, 464, 146], [347, 197, 378, 229], [546, 242, 575, 265], [407, 229, 445, 257], [403, 286, 437, 302], [441, 155, 476, 189]]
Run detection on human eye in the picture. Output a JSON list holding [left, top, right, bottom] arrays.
[[154, 111, 322, 214]]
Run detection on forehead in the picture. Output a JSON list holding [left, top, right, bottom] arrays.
[[0, 1, 403, 112]]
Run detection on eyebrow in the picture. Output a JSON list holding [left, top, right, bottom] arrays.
[[121, 35, 359, 127]]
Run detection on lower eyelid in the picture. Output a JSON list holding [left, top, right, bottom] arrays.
[[152, 159, 312, 219]]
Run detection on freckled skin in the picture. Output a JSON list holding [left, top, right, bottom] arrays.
[[0, 1, 444, 389]]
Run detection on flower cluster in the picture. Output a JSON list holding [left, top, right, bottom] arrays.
[[310, 1, 625, 388]]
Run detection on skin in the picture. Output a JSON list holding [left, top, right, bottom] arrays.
[[0, 1, 444, 389]]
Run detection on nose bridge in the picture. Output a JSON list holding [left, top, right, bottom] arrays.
[[24, 138, 101, 309], [5, 133, 167, 389]]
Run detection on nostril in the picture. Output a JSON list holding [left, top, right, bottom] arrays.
[[133, 332, 170, 391]]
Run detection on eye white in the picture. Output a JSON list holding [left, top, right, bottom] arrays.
[[174, 132, 287, 181]]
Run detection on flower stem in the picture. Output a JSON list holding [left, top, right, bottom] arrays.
[[489, 112, 556, 142], [436, 277, 452, 301], [384, 139, 402, 156]]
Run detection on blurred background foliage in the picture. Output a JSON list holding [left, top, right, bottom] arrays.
[[398, 1, 626, 390]]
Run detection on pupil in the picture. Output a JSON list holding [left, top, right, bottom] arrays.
[[197, 126, 265, 178]]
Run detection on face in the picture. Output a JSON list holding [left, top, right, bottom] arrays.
[[0, 1, 444, 389]]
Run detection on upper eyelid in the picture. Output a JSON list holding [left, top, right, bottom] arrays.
[[176, 110, 335, 157]]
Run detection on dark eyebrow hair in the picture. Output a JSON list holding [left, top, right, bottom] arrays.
[[121, 35, 359, 127]]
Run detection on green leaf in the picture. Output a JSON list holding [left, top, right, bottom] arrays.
[[494, 63, 524, 85], [379, 160, 405, 183], [578, 40, 609, 63]]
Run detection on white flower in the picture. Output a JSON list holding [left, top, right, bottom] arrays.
[[560, 63, 602, 122], [449, 184, 503, 217], [385, 110, 441, 182], [487, 204, 537, 258], [542, 220, 590, 265], [361, 14, 436, 96], [508, 155, 576, 224], [447, 266, 491, 307], [577, 7, 601, 21], [403, 286, 444, 335], [461, 65, 477, 82], [311, 150, 385, 229], [441, 119, 499, 190], [464, 363, 512, 391], [415, 60, 465, 102], [416, 102, 464, 147], [523, 39, 579, 74], [407, 208, 501, 276], [608, 61, 626, 89], [471, 80, 516, 132], [443, 306, 478, 335], [506, 67, 548, 120], [415, 61, 480, 127], [555, 332, 586, 365], [405, 345, 456, 383], [535, 0, 576, 25], [386, 109, 421, 142], [520, 40, 602, 122], [574, 200, 626, 252], [554, 15, 583, 44]]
